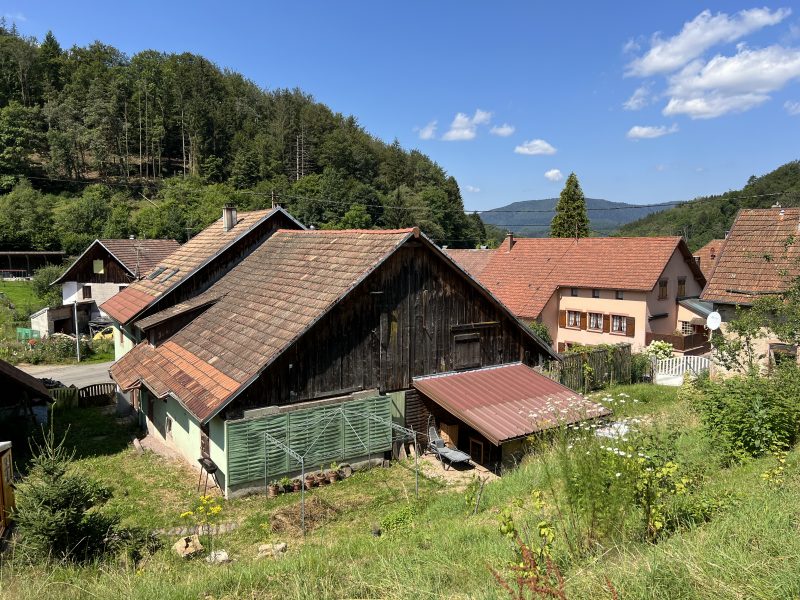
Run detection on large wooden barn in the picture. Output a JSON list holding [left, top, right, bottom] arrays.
[[111, 227, 604, 497]]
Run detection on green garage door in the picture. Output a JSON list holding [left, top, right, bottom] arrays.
[[226, 395, 392, 487]]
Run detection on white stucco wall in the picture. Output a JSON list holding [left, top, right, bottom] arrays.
[[554, 288, 648, 350], [62, 281, 127, 321], [140, 390, 228, 492], [113, 324, 137, 361]]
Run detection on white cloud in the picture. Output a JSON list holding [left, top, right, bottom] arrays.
[[464, 185, 481, 193], [626, 124, 679, 140], [514, 139, 557, 155], [655, 164, 667, 172], [663, 45, 800, 118], [544, 169, 563, 182], [415, 120, 437, 140], [623, 38, 641, 54], [442, 109, 492, 141], [785, 100, 800, 115], [623, 84, 651, 110], [490, 123, 515, 137], [627, 7, 790, 77]]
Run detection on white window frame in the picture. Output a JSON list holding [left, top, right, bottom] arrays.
[[588, 312, 603, 331], [567, 310, 581, 328], [611, 314, 627, 334]]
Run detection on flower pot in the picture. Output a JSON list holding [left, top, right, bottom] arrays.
[[316, 474, 328, 486], [267, 484, 280, 498], [327, 471, 339, 483], [305, 476, 317, 488], [292, 480, 303, 492]]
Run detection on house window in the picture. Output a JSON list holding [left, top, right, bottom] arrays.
[[615, 290, 624, 300], [570, 288, 578, 297], [567, 310, 581, 328], [201, 423, 210, 457], [82, 285, 92, 299], [678, 277, 686, 297], [592, 289, 600, 298], [92, 259, 104, 275], [469, 438, 485, 464], [658, 280, 668, 300], [611, 315, 627, 334], [680, 321, 693, 335], [770, 344, 797, 367], [165, 415, 173, 438], [588, 312, 603, 330]]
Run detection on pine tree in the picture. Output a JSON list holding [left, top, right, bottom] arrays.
[[549, 172, 590, 238]]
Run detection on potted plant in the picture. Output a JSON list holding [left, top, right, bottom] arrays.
[[279, 476, 292, 493], [328, 462, 340, 483], [315, 466, 328, 486], [292, 478, 303, 492], [305, 473, 317, 488], [267, 480, 280, 498]]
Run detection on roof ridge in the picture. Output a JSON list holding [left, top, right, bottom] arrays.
[[276, 228, 416, 234]]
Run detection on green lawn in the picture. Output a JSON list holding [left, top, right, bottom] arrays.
[[0, 280, 45, 314], [2, 384, 799, 600]]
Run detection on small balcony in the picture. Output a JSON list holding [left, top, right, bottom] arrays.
[[645, 332, 710, 355]]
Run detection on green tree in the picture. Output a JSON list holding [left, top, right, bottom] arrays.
[[31, 264, 64, 308], [0, 100, 43, 182], [550, 172, 590, 238]]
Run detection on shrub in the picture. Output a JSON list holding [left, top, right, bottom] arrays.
[[630, 353, 652, 382], [528, 320, 552, 346], [643, 340, 674, 360], [689, 365, 800, 463], [15, 427, 118, 562], [14, 426, 159, 563]]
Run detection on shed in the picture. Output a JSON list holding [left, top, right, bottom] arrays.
[[411, 363, 609, 468]]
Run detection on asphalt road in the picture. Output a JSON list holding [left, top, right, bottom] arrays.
[[19, 360, 114, 388]]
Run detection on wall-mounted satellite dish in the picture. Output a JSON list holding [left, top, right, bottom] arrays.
[[706, 311, 721, 331]]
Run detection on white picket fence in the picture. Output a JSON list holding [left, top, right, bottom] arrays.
[[654, 355, 710, 386]]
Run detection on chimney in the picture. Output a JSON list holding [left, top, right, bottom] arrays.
[[222, 204, 237, 232], [505, 231, 515, 252]]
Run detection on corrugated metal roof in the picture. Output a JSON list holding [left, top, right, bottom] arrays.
[[413, 363, 609, 445], [678, 298, 713, 319]]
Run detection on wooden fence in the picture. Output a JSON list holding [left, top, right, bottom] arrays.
[[540, 344, 632, 392], [50, 383, 116, 408]]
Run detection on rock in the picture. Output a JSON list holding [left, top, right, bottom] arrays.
[[206, 550, 231, 564], [173, 534, 203, 558], [132, 438, 144, 454], [340, 464, 353, 478], [257, 542, 288, 559], [407, 442, 416, 457]]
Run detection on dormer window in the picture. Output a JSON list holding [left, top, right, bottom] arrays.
[[92, 260, 104, 275]]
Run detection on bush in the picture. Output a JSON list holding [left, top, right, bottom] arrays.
[[643, 340, 674, 360], [689, 365, 800, 463], [15, 426, 160, 563], [0, 334, 92, 365], [528, 320, 552, 346], [631, 353, 652, 382]]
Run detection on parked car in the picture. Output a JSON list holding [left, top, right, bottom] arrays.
[[93, 326, 114, 341]]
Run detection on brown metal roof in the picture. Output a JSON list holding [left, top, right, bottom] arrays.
[[0, 359, 51, 403], [413, 363, 609, 445]]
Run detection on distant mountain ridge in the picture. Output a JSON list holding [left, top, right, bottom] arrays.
[[480, 197, 672, 237], [617, 161, 800, 252]]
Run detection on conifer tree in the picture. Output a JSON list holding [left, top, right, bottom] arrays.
[[549, 172, 590, 238]]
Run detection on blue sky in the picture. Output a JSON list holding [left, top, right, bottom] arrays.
[[5, 1, 800, 210]]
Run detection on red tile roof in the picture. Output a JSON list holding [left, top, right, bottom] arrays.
[[111, 228, 418, 422], [702, 208, 800, 305], [446, 249, 493, 278], [101, 208, 297, 325], [449, 237, 702, 319], [413, 363, 609, 445], [693, 239, 726, 279]]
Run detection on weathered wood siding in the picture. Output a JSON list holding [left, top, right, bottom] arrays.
[[228, 241, 550, 418], [67, 244, 132, 285]]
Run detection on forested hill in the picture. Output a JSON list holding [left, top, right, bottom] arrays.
[[0, 23, 487, 254], [481, 197, 670, 237], [617, 161, 800, 251]]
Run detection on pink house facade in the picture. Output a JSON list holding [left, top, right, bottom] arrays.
[[449, 235, 710, 355]]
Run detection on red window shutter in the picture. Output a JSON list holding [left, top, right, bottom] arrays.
[[602, 315, 610, 333], [626, 317, 636, 337], [580, 312, 587, 330], [559, 310, 566, 328]]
